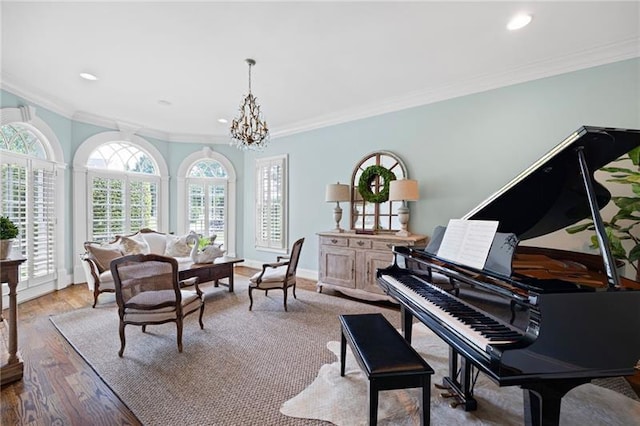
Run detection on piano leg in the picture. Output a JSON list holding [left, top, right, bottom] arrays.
[[521, 379, 589, 426], [401, 306, 413, 343], [441, 348, 478, 411]]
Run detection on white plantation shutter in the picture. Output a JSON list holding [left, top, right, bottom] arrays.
[[188, 183, 206, 235], [89, 173, 160, 242], [90, 175, 126, 242], [1, 154, 56, 284], [255, 155, 287, 252], [129, 179, 158, 231], [187, 180, 227, 246], [31, 159, 56, 278]]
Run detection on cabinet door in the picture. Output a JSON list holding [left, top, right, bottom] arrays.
[[319, 246, 356, 288], [359, 250, 394, 295]]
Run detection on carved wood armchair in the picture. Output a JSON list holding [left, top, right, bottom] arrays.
[[110, 254, 205, 357], [249, 238, 304, 311]]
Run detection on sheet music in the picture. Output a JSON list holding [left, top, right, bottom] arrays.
[[437, 219, 499, 269]]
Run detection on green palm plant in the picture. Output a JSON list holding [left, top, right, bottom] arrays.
[[0, 216, 19, 240], [566, 147, 640, 280]]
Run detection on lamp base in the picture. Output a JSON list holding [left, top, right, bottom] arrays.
[[395, 229, 411, 237]]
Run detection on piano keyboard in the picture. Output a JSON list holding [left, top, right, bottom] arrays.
[[381, 274, 524, 354]]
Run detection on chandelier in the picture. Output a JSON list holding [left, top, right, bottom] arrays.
[[230, 58, 269, 151]]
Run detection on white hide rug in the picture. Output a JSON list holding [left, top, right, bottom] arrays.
[[280, 324, 640, 426]]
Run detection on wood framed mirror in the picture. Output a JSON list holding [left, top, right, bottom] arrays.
[[350, 151, 408, 233]]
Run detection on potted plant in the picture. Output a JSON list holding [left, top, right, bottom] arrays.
[[565, 147, 640, 280], [0, 216, 19, 260]]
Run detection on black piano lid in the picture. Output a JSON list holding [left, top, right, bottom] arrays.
[[463, 126, 640, 241]]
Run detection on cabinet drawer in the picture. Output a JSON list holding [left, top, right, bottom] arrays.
[[349, 238, 372, 249], [320, 236, 348, 247], [372, 240, 394, 251]]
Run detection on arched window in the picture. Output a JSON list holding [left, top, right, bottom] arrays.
[[86, 142, 160, 241], [177, 148, 237, 256], [1, 119, 59, 287], [187, 160, 229, 246], [73, 131, 168, 283]]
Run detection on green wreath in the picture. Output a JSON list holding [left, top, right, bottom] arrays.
[[358, 165, 396, 203]]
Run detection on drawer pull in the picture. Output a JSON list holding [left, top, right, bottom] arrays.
[[357, 241, 364, 246], [331, 239, 338, 244]]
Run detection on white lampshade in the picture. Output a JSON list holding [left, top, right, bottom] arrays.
[[325, 183, 350, 202], [389, 179, 419, 202]]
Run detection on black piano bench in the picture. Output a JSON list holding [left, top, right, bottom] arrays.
[[339, 313, 434, 426]]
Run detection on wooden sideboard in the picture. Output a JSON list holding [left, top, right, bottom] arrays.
[[1, 257, 26, 387], [317, 232, 428, 302]]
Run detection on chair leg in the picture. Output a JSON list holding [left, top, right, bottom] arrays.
[[176, 318, 183, 353], [283, 287, 288, 312], [198, 303, 205, 329], [248, 287, 254, 311], [142, 324, 147, 333], [92, 288, 99, 308], [118, 322, 126, 357], [292, 283, 297, 299]]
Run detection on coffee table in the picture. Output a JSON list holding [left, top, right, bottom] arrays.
[[179, 256, 244, 292]]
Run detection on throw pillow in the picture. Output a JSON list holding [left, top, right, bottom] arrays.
[[164, 234, 193, 257], [120, 235, 151, 255], [85, 244, 123, 273]]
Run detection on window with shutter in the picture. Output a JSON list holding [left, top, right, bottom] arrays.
[[1, 123, 57, 285], [255, 154, 287, 252], [87, 143, 160, 241], [186, 160, 228, 246]]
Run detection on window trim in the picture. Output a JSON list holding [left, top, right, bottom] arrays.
[[255, 154, 288, 254], [1, 105, 67, 302]]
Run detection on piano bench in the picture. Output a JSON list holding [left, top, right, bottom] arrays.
[[339, 313, 434, 426]]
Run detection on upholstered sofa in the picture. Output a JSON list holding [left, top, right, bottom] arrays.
[[81, 229, 198, 307]]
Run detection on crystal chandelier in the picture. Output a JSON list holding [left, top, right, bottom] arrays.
[[230, 58, 269, 151]]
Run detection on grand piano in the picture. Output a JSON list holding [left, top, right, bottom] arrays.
[[377, 126, 640, 425]]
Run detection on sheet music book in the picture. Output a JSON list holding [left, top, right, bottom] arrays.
[[436, 219, 499, 269]]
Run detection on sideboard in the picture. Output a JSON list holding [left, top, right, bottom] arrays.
[[317, 231, 428, 302]]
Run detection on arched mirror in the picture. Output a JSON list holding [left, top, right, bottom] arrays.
[[350, 151, 408, 233]]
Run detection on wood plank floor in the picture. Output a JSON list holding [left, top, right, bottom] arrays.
[[0, 267, 319, 426], [2, 269, 639, 425]]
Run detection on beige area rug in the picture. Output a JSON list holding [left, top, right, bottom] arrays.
[[50, 277, 399, 425], [281, 323, 640, 426]]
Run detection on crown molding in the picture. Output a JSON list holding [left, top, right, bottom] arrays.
[[272, 38, 640, 138], [3, 38, 638, 143]]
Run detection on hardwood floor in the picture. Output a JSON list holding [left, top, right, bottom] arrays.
[[2, 268, 639, 425], [1, 267, 316, 426]]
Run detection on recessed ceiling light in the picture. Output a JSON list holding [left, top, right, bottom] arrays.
[[507, 13, 533, 31], [79, 72, 98, 81], [218, 118, 228, 124], [158, 99, 172, 106]]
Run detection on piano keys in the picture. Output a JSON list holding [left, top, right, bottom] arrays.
[[377, 126, 640, 426]]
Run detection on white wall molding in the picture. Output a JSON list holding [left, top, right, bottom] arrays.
[[3, 41, 637, 143], [241, 258, 318, 282]]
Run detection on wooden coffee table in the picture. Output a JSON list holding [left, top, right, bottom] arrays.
[[179, 256, 244, 292]]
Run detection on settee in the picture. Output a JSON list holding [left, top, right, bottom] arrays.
[[82, 229, 199, 307]]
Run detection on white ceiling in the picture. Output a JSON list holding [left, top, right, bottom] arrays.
[[1, 1, 639, 143]]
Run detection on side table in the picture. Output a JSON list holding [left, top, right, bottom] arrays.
[[1, 257, 26, 387]]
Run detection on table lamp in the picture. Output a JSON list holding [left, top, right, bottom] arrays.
[[389, 179, 419, 237], [325, 182, 350, 232]]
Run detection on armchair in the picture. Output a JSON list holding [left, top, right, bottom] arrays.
[[249, 238, 304, 311], [110, 254, 205, 357]]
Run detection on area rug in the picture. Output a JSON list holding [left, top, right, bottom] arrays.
[[281, 323, 640, 425], [50, 278, 399, 425]]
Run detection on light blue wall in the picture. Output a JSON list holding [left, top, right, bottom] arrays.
[[242, 58, 640, 272], [2, 58, 639, 279]]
